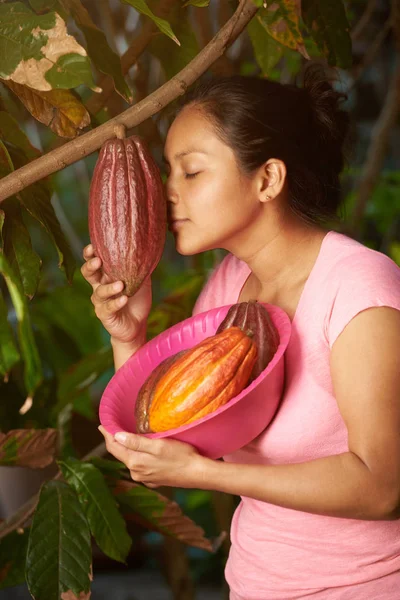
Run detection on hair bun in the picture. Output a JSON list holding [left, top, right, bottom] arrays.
[[302, 63, 350, 166]]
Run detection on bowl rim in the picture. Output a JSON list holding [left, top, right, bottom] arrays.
[[99, 302, 291, 438]]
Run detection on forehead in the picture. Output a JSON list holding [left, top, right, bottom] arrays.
[[164, 106, 218, 155]]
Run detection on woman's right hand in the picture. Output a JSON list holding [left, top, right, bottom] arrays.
[[81, 244, 152, 346]]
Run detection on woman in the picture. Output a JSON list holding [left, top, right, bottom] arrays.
[[83, 66, 400, 599]]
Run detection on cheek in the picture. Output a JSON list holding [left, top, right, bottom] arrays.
[[191, 174, 246, 219]]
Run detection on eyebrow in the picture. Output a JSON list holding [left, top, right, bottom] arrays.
[[162, 149, 208, 165]]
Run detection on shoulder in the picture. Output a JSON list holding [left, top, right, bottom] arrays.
[[325, 231, 400, 290], [322, 232, 400, 347]]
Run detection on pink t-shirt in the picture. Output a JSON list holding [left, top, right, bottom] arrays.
[[192, 230, 400, 599]]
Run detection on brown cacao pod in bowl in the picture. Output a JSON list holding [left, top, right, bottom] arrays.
[[216, 300, 280, 383], [147, 327, 258, 433], [88, 135, 167, 296]]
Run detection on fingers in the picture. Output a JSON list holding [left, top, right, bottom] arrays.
[[82, 245, 127, 314], [91, 284, 128, 322], [99, 427, 132, 465], [114, 432, 161, 455], [81, 244, 103, 289]]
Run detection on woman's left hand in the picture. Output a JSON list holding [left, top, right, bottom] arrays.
[[98, 426, 207, 489]]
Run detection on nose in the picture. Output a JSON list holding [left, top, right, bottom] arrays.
[[165, 176, 178, 204]]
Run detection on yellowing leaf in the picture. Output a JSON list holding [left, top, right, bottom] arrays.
[[3, 80, 90, 138], [257, 1, 309, 58], [0, 429, 57, 468]]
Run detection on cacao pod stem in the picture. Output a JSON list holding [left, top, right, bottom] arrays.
[[113, 123, 126, 139]]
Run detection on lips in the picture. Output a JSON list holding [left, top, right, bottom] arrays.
[[168, 218, 189, 232]]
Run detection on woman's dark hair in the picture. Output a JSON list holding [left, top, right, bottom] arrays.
[[174, 64, 350, 225]]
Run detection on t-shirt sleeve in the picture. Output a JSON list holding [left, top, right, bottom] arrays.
[[192, 253, 241, 316], [325, 250, 400, 349]]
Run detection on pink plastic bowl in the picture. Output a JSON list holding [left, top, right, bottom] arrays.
[[99, 303, 291, 459]]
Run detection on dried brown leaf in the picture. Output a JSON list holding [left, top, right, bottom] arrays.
[[114, 480, 225, 553], [3, 80, 90, 138], [0, 428, 58, 468]]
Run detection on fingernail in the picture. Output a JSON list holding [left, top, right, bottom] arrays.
[[115, 432, 127, 444]]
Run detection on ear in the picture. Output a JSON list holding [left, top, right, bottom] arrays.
[[257, 159, 287, 203]]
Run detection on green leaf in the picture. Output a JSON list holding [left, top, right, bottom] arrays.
[[25, 480, 92, 600], [0, 143, 42, 298], [147, 273, 205, 338], [182, 0, 210, 6], [390, 242, 400, 266], [64, 0, 132, 102], [0, 3, 54, 77], [0, 529, 29, 590], [56, 346, 113, 412], [0, 428, 57, 467], [149, 6, 198, 80], [122, 0, 180, 46], [29, 0, 57, 11], [59, 458, 132, 563], [247, 15, 283, 75], [1, 203, 42, 299], [88, 456, 127, 478], [45, 52, 100, 91], [302, 0, 352, 68], [0, 252, 42, 397], [0, 3, 96, 91], [32, 0, 69, 20], [5, 145, 76, 283], [0, 111, 41, 160], [57, 403, 77, 460], [0, 139, 13, 174], [0, 290, 20, 379], [0, 209, 3, 245], [32, 275, 105, 355]]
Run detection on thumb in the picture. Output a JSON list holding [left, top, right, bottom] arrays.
[[114, 431, 156, 453]]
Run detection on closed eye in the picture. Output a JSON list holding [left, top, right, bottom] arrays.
[[185, 172, 200, 179]]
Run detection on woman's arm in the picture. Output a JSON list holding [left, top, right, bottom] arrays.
[[100, 306, 400, 521], [205, 306, 400, 520], [111, 326, 147, 371]]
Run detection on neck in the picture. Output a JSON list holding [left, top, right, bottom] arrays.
[[225, 207, 328, 297]]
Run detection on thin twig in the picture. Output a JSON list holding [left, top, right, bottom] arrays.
[[0, 0, 258, 203], [349, 0, 400, 236], [351, 0, 377, 42], [348, 18, 392, 93]]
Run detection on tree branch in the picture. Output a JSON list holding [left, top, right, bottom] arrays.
[[351, 0, 377, 42], [0, 0, 258, 203], [348, 18, 392, 93], [349, 2, 400, 236]]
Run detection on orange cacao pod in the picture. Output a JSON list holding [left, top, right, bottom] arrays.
[[148, 327, 258, 432], [216, 300, 280, 383], [88, 135, 167, 296], [135, 350, 187, 433]]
